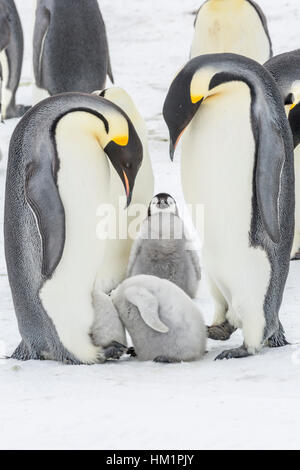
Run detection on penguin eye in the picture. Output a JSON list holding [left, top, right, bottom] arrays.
[[124, 162, 132, 170], [152, 198, 158, 204], [167, 197, 174, 205]]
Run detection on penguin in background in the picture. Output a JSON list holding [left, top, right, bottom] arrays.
[[127, 193, 201, 298], [0, 0, 29, 119], [191, 0, 272, 64], [265, 50, 300, 259], [163, 53, 294, 360], [92, 87, 154, 293], [33, 0, 114, 102], [5, 93, 143, 364]]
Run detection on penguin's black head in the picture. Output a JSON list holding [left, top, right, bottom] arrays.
[[284, 82, 300, 149], [163, 54, 260, 160], [104, 119, 143, 207], [148, 193, 178, 217]]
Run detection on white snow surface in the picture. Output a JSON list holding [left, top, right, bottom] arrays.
[[0, 0, 300, 450]]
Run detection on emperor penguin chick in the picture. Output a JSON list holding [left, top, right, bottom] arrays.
[[127, 193, 201, 298], [91, 288, 128, 361], [111, 275, 207, 363]]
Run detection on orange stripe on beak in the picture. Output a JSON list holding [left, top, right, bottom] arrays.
[[175, 128, 186, 150], [123, 170, 130, 198]]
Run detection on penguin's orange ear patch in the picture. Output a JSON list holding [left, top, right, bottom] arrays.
[[112, 135, 129, 146], [191, 94, 204, 104], [290, 103, 297, 110]]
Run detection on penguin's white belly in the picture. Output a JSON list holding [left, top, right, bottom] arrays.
[[0, 50, 12, 118], [191, 0, 270, 64], [291, 145, 300, 258], [40, 112, 111, 363], [182, 85, 270, 340]]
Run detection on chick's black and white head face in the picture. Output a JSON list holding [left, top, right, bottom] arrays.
[[148, 193, 178, 217]]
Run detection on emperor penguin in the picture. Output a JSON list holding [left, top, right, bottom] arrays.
[[191, 0, 272, 64], [93, 275, 207, 363], [0, 0, 29, 118], [92, 87, 154, 292], [163, 53, 294, 360], [127, 193, 201, 298], [33, 0, 114, 102], [4, 93, 143, 364], [265, 50, 300, 259]]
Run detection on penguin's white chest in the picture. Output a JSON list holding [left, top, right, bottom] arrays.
[[182, 83, 270, 330], [40, 112, 111, 363], [191, 0, 270, 64]]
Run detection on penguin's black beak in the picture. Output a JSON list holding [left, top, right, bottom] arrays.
[[170, 140, 176, 161]]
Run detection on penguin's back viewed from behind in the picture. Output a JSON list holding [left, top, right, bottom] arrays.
[[191, 0, 272, 64], [33, 0, 114, 97]]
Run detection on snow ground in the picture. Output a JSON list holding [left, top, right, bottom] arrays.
[[0, 0, 300, 450]]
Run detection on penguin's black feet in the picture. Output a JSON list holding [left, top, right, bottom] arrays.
[[268, 323, 289, 348], [5, 104, 31, 119], [103, 341, 128, 360], [291, 250, 300, 261], [215, 345, 251, 361], [207, 321, 236, 341], [153, 355, 178, 364], [126, 347, 137, 357]]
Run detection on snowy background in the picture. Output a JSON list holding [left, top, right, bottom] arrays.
[[0, 0, 300, 450]]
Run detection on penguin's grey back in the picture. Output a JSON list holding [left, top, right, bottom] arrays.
[[34, 0, 112, 94]]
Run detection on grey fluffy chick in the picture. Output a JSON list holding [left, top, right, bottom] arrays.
[[127, 193, 201, 298], [92, 275, 206, 363]]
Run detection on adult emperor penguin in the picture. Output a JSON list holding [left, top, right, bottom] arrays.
[[0, 0, 29, 118], [92, 87, 154, 292], [191, 0, 272, 64], [265, 50, 300, 259], [33, 0, 114, 102], [163, 53, 294, 359], [5, 93, 143, 364]]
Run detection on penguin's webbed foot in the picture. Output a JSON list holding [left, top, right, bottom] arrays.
[[215, 345, 251, 361], [268, 323, 289, 348], [153, 355, 178, 364], [5, 104, 31, 119], [291, 250, 300, 261], [126, 347, 137, 357], [103, 341, 128, 360], [207, 321, 236, 341]]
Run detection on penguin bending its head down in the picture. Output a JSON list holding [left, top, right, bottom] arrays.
[[5, 93, 143, 364], [33, 0, 114, 101], [127, 193, 201, 298], [92, 275, 207, 363], [265, 50, 300, 259], [92, 87, 154, 293], [191, 0, 272, 64], [163, 53, 294, 360], [0, 0, 30, 118]]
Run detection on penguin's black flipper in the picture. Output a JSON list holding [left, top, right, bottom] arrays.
[[25, 144, 65, 279], [255, 120, 286, 244]]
